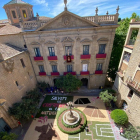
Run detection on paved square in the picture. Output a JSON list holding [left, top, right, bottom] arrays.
[[23, 95, 115, 140]]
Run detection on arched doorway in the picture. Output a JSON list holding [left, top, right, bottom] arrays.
[[53, 79, 57, 86], [121, 100, 128, 110], [81, 78, 88, 87]]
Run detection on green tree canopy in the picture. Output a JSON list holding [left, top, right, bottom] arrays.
[[55, 73, 82, 92]]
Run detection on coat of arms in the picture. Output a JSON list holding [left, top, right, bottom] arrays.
[[2, 59, 14, 73]]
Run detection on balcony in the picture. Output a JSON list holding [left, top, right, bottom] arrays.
[[63, 72, 76, 75], [34, 56, 43, 61], [80, 71, 89, 75], [95, 70, 103, 74], [51, 72, 60, 76], [81, 54, 91, 59], [126, 76, 140, 94], [39, 72, 46, 76], [64, 55, 74, 60], [96, 54, 106, 59], [48, 56, 58, 61]]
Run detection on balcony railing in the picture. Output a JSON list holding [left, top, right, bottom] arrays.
[[80, 71, 89, 75], [95, 70, 103, 74], [34, 56, 43, 61], [64, 55, 74, 60], [81, 54, 91, 59], [48, 56, 58, 61], [39, 72, 46, 76], [51, 72, 60, 76], [96, 54, 106, 59], [63, 72, 76, 75], [126, 76, 140, 94]]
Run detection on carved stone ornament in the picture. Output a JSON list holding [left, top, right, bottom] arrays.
[[92, 34, 98, 39], [54, 37, 60, 42], [81, 60, 89, 64], [62, 16, 71, 26], [45, 41, 55, 45], [62, 37, 74, 43], [75, 36, 81, 41], [80, 38, 92, 43], [30, 42, 40, 45], [39, 38, 45, 44], [2, 59, 14, 73]]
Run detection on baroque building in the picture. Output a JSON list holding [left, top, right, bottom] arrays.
[[113, 21, 140, 126], [0, 0, 119, 130]]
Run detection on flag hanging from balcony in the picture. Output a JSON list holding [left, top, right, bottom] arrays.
[[66, 56, 71, 62]]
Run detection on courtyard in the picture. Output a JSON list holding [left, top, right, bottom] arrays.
[[22, 94, 121, 140]]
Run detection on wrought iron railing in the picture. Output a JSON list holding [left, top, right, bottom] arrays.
[[126, 76, 140, 93]]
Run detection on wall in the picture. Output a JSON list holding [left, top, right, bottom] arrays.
[[0, 52, 37, 128]]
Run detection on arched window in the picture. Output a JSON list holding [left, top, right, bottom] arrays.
[[22, 10, 27, 18]]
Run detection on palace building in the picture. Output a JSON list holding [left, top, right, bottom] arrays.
[[0, 0, 119, 130], [113, 21, 140, 126]]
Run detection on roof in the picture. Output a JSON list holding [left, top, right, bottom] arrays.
[[0, 43, 25, 60], [0, 24, 22, 35], [4, 0, 31, 6]]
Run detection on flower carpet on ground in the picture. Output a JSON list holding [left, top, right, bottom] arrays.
[[23, 95, 115, 140]]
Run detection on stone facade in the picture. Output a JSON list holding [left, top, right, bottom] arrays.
[[113, 22, 140, 126], [0, 51, 37, 129]]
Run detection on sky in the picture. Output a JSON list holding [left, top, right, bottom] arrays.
[[0, 0, 140, 20]]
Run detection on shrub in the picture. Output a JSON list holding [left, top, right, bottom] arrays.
[[62, 118, 81, 128], [123, 125, 140, 140], [0, 132, 17, 140], [99, 90, 117, 107], [111, 109, 128, 125]]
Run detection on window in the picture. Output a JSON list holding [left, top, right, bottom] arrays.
[[22, 10, 27, 18], [39, 65, 45, 72], [99, 44, 106, 54], [123, 52, 131, 62], [52, 65, 57, 72], [48, 47, 55, 56], [82, 64, 88, 72], [67, 65, 72, 72], [24, 45, 27, 48], [15, 81, 19, 86], [20, 59, 25, 67], [34, 48, 41, 57], [127, 90, 133, 99], [65, 46, 72, 56], [83, 45, 89, 55], [12, 11, 16, 18], [96, 63, 102, 71]]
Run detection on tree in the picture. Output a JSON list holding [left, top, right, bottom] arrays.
[[55, 73, 82, 92], [8, 88, 41, 121], [107, 13, 140, 81], [0, 132, 17, 140], [99, 90, 117, 107]]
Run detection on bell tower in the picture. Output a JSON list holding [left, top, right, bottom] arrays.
[[3, 0, 34, 24]]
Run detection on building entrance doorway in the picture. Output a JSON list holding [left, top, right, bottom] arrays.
[[0, 118, 11, 132], [53, 79, 57, 86], [81, 78, 88, 87]]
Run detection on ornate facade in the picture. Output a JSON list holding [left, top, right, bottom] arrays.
[[0, 0, 119, 129]]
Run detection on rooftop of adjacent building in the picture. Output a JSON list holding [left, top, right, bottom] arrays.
[[4, 0, 31, 6], [0, 43, 26, 61]]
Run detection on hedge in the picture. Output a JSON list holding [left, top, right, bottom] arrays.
[[57, 108, 87, 134], [111, 109, 128, 125]]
